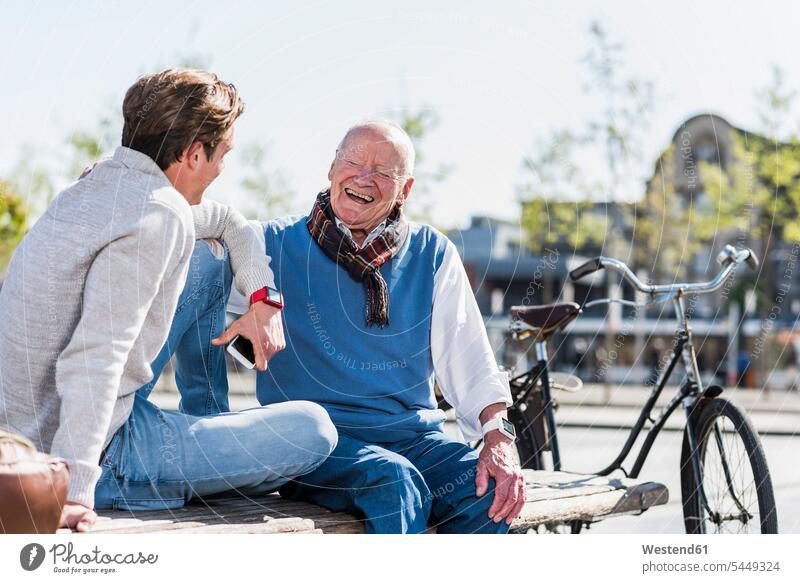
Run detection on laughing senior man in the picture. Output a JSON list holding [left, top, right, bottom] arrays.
[[221, 120, 524, 533]]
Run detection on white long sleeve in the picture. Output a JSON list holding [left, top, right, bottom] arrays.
[[431, 241, 512, 441]]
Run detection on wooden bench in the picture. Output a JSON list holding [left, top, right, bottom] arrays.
[[64, 470, 668, 534]]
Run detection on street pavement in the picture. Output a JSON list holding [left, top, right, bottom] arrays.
[[556, 382, 800, 436], [558, 426, 800, 534]]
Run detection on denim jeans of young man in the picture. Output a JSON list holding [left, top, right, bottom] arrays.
[[280, 431, 510, 534], [94, 240, 338, 510]]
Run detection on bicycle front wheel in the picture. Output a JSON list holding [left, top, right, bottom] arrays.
[[680, 398, 778, 533]]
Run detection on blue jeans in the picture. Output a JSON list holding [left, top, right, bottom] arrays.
[[94, 240, 338, 510], [280, 431, 510, 534]]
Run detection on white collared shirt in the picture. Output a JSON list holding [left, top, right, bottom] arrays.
[[228, 219, 512, 442], [334, 217, 387, 248]]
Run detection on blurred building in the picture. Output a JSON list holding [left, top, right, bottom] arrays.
[[449, 113, 800, 388], [652, 113, 800, 315]]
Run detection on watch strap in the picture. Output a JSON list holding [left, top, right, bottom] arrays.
[[249, 286, 284, 309], [481, 417, 515, 439]]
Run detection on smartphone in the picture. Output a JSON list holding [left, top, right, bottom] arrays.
[[227, 335, 256, 370]]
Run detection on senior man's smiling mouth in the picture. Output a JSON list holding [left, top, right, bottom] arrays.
[[344, 187, 375, 204]]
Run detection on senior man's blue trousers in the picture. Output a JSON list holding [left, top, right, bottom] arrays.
[[280, 430, 511, 534]]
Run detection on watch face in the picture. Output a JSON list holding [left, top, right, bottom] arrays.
[[501, 418, 516, 437], [266, 287, 282, 303]]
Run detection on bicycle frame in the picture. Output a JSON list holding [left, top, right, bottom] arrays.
[[507, 245, 761, 527], [519, 291, 719, 514]]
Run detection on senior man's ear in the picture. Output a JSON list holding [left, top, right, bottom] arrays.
[[398, 176, 415, 205]]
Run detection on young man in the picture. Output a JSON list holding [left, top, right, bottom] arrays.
[[0, 69, 336, 532]]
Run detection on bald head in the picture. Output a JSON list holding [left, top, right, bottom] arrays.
[[337, 119, 416, 176]]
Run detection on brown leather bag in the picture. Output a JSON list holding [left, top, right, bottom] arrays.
[[0, 430, 69, 533]]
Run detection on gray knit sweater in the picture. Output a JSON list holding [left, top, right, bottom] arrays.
[[0, 147, 273, 507]]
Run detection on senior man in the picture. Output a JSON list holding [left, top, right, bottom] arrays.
[[221, 120, 524, 533]]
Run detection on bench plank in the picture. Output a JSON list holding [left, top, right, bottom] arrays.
[[65, 470, 667, 534], [510, 474, 669, 532]]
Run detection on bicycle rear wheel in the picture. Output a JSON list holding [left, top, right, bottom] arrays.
[[680, 398, 777, 533]]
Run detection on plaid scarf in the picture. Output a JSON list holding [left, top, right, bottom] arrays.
[[307, 190, 408, 327]]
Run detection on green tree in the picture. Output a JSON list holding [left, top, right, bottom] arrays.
[[516, 20, 659, 388], [7, 146, 56, 220], [238, 143, 295, 220], [395, 107, 453, 223], [697, 65, 800, 315], [700, 133, 800, 302], [67, 110, 120, 179], [756, 65, 797, 142], [582, 21, 655, 200], [0, 180, 29, 272], [636, 65, 800, 288], [517, 130, 610, 251], [704, 139, 800, 389], [632, 144, 731, 279], [519, 20, 655, 259]]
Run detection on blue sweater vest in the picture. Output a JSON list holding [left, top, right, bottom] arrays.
[[256, 216, 449, 443]]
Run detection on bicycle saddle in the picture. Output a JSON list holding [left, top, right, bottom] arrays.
[[509, 302, 582, 339]]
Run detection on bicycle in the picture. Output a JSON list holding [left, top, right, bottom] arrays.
[[503, 244, 778, 534]]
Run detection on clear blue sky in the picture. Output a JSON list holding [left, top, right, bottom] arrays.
[[2, 0, 798, 228]]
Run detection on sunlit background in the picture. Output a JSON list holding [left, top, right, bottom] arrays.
[[2, 0, 799, 533], [3, 1, 800, 226]]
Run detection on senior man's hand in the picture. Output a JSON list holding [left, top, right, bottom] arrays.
[[211, 301, 285, 370], [475, 408, 526, 525]]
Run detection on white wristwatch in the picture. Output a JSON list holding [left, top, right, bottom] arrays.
[[481, 417, 516, 440]]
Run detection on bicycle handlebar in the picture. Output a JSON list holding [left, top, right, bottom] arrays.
[[568, 258, 604, 281], [568, 245, 759, 296], [745, 250, 760, 270]]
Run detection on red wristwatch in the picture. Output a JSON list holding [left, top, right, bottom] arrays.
[[249, 286, 284, 310]]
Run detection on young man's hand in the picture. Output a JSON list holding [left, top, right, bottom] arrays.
[[59, 502, 96, 532], [211, 302, 285, 370]]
